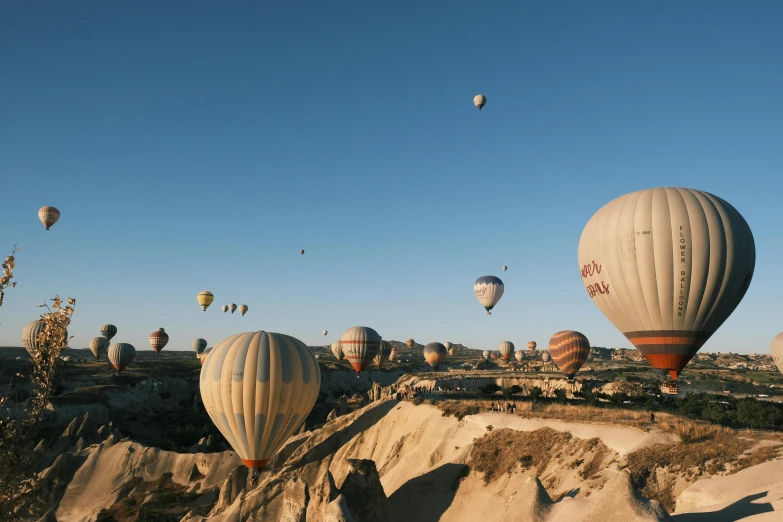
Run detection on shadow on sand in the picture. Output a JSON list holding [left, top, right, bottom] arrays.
[[388, 463, 468, 522], [671, 491, 774, 521]]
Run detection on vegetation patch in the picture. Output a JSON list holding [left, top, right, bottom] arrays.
[[437, 402, 480, 421], [95, 472, 210, 522]]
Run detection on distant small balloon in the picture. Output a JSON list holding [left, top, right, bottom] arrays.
[[221, 305, 228, 313], [389, 346, 398, 362], [444, 342, 452, 352], [498, 341, 515, 360], [323, 329, 328, 336], [331, 340, 344, 361], [149, 328, 169, 354], [474, 276, 504, 315], [375, 340, 392, 369], [482, 350, 490, 361], [89, 337, 110, 360], [193, 338, 207, 357], [502, 266, 507, 272], [300, 249, 305, 255], [108, 343, 136, 372], [229, 303, 237, 314], [38, 206, 60, 230], [239, 304, 248, 317], [515, 351, 524, 362], [527, 341, 537, 352], [406, 338, 415, 348], [101, 324, 117, 341], [423, 342, 447, 370], [473, 94, 487, 111]]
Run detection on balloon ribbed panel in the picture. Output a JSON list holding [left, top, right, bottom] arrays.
[[340, 326, 381, 374], [771, 334, 783, 376], [108, 343, 136, 371], [548, 331, 590, 379], [149, 328, 169, 353], [101, 324, 117, 341], [423, 342, 447, 369], [38, 206, 60, 229], [197, 291, 214, 311], [579, 187, 755, 379], [22, 320, 46, 356], [199, 331, 320, 469], [89, 337, 110, 359], [474, 276, 504, 312], [498, 341, 514, 360]]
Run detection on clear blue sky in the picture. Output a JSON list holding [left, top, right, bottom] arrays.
[[1, 1, 781, 354]]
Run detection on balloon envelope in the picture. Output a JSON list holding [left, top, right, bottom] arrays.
[[199, 331, 320, 470], [22, 320, 68, 357], [375, 340, 392, 368], [527, 341, 537, 352], [229, 303, 237, 313], [578, 187, 755, 380], [222, 305, 228, 313], [89, 336, 110, 360], [423, 342, 447, 369], [197, 291, 214, 311], [771, 333, 783, 376], [341, 326, 381, 374], [474, 276, 504, 315], [101, 324, 117, 341], [498, 341, 515, 360], [406, 338, 415, 348], [108, 343, 136, 371], [38, 206, 60, 230], [238, 304, 248, 316], [502, 265, 507, 272], [331, 340, 344, 361], [149, 328, 169, 353], [193, 338, 207, 356], [548, 331, 590, 380], [542, 351, 551, 363], [473, 94, 486, 110], [389, 346, 398, 361], [482, 350, 490, 361], [515, 351, 524, 362]]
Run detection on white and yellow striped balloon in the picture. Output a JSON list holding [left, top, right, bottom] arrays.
[[108, 343, 136, 371], [199, 331, 321, 470], [89, 336, 110, 360]]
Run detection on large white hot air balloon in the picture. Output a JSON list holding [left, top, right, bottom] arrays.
[[474, 276, 504, 315], [771, 334, 783, 376], [200, 331, 321, 475], [579, 187, 755, 380], [341, 326, 381, 375]]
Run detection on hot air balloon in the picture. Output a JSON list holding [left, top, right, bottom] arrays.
[[197, 291, 214, 311], [193, 338, 207, 357], [300, 249, 305, 255], [89, 337, 109, 360], [482, 350, 490, 361], [527, 341, 537, 352], [473, 94, 486, 111], [108, 343, 136, 372], [341, 326, 381, 375], [199, 331, 320, 474], [101, 324, 117, 341], [542, 351, 551, 363], [771, 334, 783, 376], [389, 346, 398, 362], [448, 347, 456, 356], [474, 276, 504, 315], [444, 342, 452, 352], [548, 331, 590, 380], [199, 346, 212, 366], [22, 320, 68, 357], [579, 187, 755, 380], [502, 265, 508, 272], [323, 330, 328, 336], [498, 341, 514, 360], [515, 351, 524, 362], [491, 350, 500, 360], [238, 304, 248, 316], [149, 328, 169, 354], [406, 338, 415, 348], [221, 305, 228, 313], [331, 340, 344, 361], [38, 206, 60, 230], [375, 340, 392, 368], [423, 342, 447, 370], [228, 303, 236, 314]]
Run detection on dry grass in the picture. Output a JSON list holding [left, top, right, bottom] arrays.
[[438, 402, 481, 421]]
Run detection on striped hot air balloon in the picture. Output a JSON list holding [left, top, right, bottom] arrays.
[[579, 187, 755, 380], [89, 336, 109, 360], [548, 331, 590, 380], [423, 342, 447, 370], [375, 340, 392, 368], [229, 303, 237, 314], [199, 331, 320, 472], [406, 338, 415, 348], [101, 324, 117, 341], [771, 334, 783, 376], [108, 343, 136, 371], [482, 350, 490, 361], [22, 320, 46, 357], [527, 341, 537, 352], [515, 351, 524, 362], [474, 276, 504, 315], [341, 326, 381, 374], [197, 291, 214, 311], [38, 206, 60, 230], [193, 338, 207, 357], [331, 340, 344, 361], [149, 328, 169, 354], [498, 341, 515, 360], [389, 346, 398, 362], [238, 304, 248, 316]]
